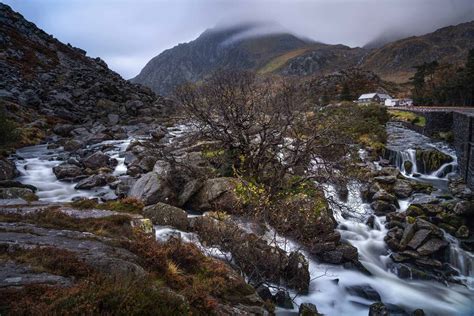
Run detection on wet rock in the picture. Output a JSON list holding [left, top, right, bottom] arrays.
[[370, 200, 397, 215], [129, 171, 175, 205], [366, 215, 375, 229], [150, 127, 167, 141], [416, 238, 448, 256], [373, 175, 397, 184], [299, 302, 320, 316], [74, 174, 107, 190], [53, 163, 84, 180], [0, 180, 36, 192], [413, 309, 425, 316], [142, 202, 188, 230], [285, 251, 310, 294], [256, 285, 272, 301], [369, 302, 389, 316], [453, 201, 474, 217], [455, 225, 469, 239], [406, 205, 424, 217], [0, 187, 38, 201], [274, 290, 293, 309], [107, 113, 119, 125], [346, 284, 381, 301], [399, 223, 416, 249], [0, 158, 18, 180], [407, 229, 431, 250], [373, 190, 398, 205], [82, 151, 116, 169], [403, 160, 413, 174], [415, 149, 453, 174]]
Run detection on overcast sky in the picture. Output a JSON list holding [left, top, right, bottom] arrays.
[[4, 0, 474, 79]]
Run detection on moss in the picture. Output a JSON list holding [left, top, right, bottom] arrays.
[[406, 216, 416, 224], [389, 110, 426, 127], [406, 205, 424, 217], [202, 149, 225, 159]]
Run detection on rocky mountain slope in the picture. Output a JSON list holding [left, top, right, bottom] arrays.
[[0, 3, 171, 130], [133, 20, 474, 94]]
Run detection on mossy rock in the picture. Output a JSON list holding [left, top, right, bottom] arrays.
[[415, 149, 453, 174], [437, 212, 464, 229], [406, 205, 425, 217]]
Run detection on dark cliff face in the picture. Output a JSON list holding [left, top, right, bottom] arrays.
[[0, 3, 170, 126], [132, 20, 474, 95]]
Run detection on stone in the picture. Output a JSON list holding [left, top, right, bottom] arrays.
[[274, 290, 293, 309], [416, 238, 448, 256], [346, 284, 381, 301], [0, 187, 38, 201], [373, 176, 397, 184], [299, 302, 320, 316], [142, 202, 188, 230], [285, 251, 310, 294], [403, 160, 413, 174], [366, 215, 375, 229], [53, 124, 74, 137], [413, 309, 425, 316], [455, 225, 469, 239], [63, 139, 84, 152], [150, 127, 167, 140], [370, 200, 397, 215], [372, 190, 398, 205], [399, 223, 416, 249], [369, 302, 389, 316], [107, 113, 119, 125], [53, 163, 84, 180], [393, 180, 413, 198], [82, 151, 115, 169], [407, 229, 431, 250], [0, 158, 18, 180], [129, 172, 175, 205], [256, 285, 272, 302], [453, 201, 474, 217], [187, 177, 240, 213], [74, 175, 107, 190], [416, 149, 453, 174]]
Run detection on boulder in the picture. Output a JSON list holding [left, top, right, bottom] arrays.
[[187, 177, 240, 212], [74, 174, 107, 190], [256, 285, 272, 302], [407, 229, 431, 250], [368, 302, 389, 316], [345, 284, 381, 301], [273, 290, 293, 309], [399, 223, 416, 249], [453, 201, 474, 217], [142, 202, 188, 230], [0, 158, 18, 180], [107, 113, 119, 125], [370, 200, 397, 215], [372, 190, 398, 206], [53, 124, 74, 137], [403, 160, 413, 174], [299, 303, 320, 316], [285, 251, 310, 294], [82, 151, 116, 169], [416, 238, 448, 256], [455, 225, 469, 239], [63, 139, 84, 152], [53, 163, 84, 180], [129, 172, 175, 205], [0, 187, 38, 201], [393, 180, 413, 198]]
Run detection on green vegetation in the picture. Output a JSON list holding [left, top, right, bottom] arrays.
[[389, 110, 426, 127], [258, 48, 310, 74]]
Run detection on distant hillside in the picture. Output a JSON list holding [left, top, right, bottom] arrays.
[[132, 20, 474, 95], [361, 21, 474, 82]]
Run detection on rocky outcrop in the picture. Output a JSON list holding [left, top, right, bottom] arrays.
[[143, 202, 188, 230], [0, 158, 18, 180], [415, 149, 453, 174]]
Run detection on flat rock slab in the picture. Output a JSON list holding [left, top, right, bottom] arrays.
[[0, 260, 72, 288]]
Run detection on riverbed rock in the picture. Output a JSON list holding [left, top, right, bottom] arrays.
[[455, 225, 469, 239], [74, 174, 107, 190], [453, 201, 474, 217], [129, 171, 175, 205], [0, 158, 18, 180], [346, 284, 381, 301], [82, 151, 116, 169], [285, 251, 311, 294], [187, 177, 240, 212], [370, 200, 397, 215], [415, 149, 453, 174], [274, 290, 293, 309], [63, 139, 84, 152], [0, 187, 38, 201], [53, 124, 74, 137], [403, 160, 413, 174], [407, 229, 431, 250], [393, 180, 413, 198], [53, 163, 84, 180], [142, 202, 188, 230], [299, 302, 320, 316], [416, 238, 448, 256], [372, 190, 398, 206], [368, 302, 389, 316]]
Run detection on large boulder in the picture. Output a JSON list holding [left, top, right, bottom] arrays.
[[392, 180, 413, 198], [0, 158, 18, 180], [53, 163, 84, 180], [142, 202, 188, 230], [82, 151, 116, 169], [187, 177, 240, 212], [129, 171, 175, 205], [370, 200, 397, 215], [0, 187, 38, 201]]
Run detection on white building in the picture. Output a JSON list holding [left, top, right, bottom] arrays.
[[357, 93, 392, 104], [384, 98, 413, 107]]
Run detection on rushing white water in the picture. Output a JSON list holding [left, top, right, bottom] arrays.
[[14, 139, 130, 202]]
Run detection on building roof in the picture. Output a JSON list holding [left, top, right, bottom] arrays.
[[358, 93, 392, 100]]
